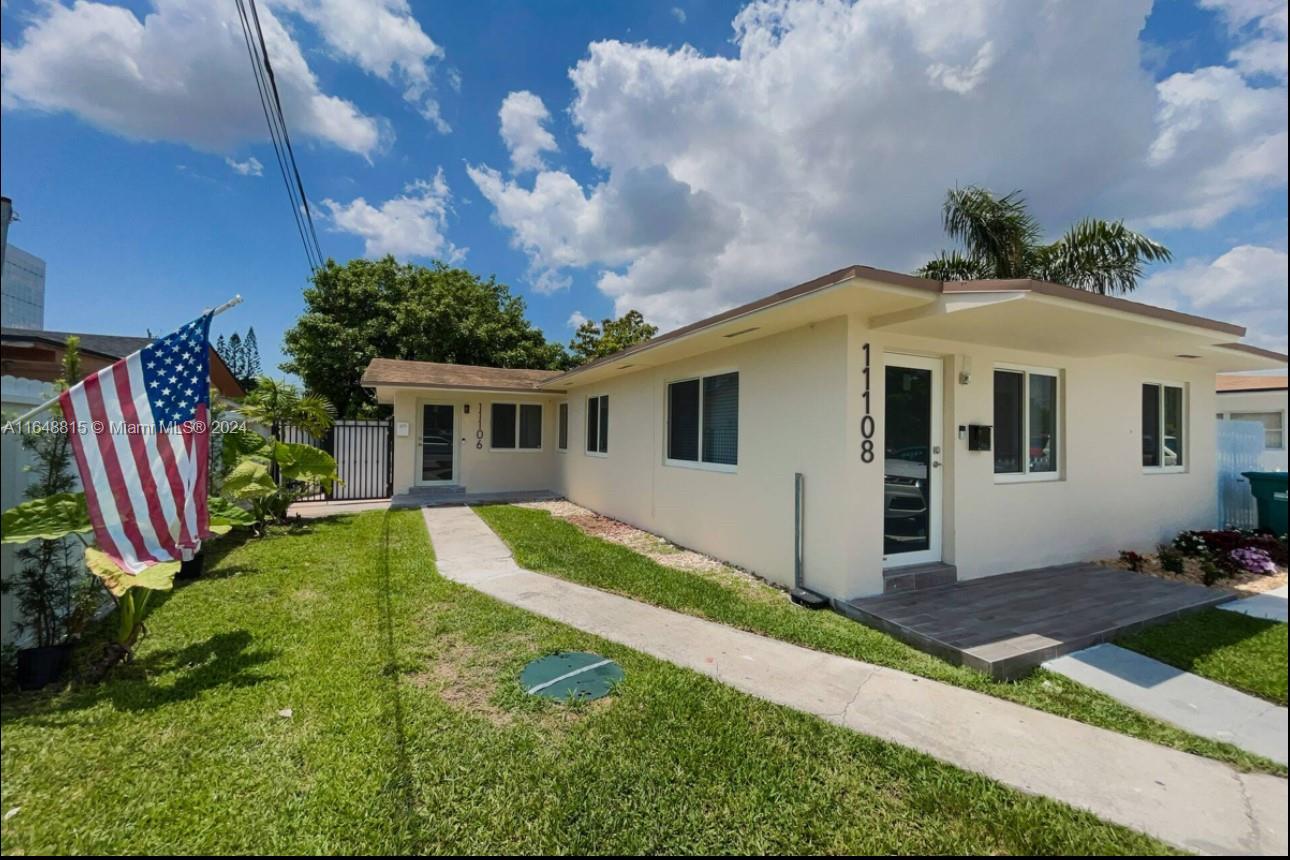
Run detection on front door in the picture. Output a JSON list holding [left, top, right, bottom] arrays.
[[883, 355, 942, 566], [417, 403, 456, 485]]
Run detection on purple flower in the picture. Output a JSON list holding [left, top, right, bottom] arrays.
[[1229, 547, 1277, 575]]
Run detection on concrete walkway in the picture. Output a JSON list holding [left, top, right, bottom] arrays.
[[1220, 585, 1289, 623], [421, 506, 1287, 855], [1045, 643, 1288, 766]]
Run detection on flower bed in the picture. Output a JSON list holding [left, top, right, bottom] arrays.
[[1108, 528, 1288, 594]]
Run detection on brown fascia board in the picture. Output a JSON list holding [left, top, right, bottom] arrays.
[[942, 279, 1246, 337], [539, 265, 942, 387], [1215, 342, 1290, 363], [365, 379, 566, 395]]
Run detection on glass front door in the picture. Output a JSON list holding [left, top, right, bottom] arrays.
[[883, 357, 942, 564], [419, 404, 455, 484]]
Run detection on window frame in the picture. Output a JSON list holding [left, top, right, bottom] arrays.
[[557, 401, 569, 452], [585, 393, 609, 457], [487, 401, 544, 452], [1222, 409, 1286, 451], [664, 369, 739, 474], [992, 363, 1063, 484], [1142, 379, 1188, 474]]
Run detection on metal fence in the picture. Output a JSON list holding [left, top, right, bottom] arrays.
[[1217, 419, 1263, 529], [278, 419, 393, 501]]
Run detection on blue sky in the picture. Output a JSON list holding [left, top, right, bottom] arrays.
[[2, 0, 1287, 376]]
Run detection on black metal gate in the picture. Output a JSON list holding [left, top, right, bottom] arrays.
[[278, 419, 394, 501]]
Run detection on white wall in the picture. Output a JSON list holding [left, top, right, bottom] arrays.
[[1216, 389, 1288, 471]]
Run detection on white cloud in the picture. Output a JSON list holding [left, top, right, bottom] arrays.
[[671, 7, 687, 24], [567, 310, 590, 329], [321, 169, 464, 261], [1, 0, 384, 156], [1139, 245, 1289, 351], [271, 0, 452, 131], [225, 156, 264, 176], [468, 0, 1287, 330], [1200, 0, 1288, 80], [499, 91, 559, 173]]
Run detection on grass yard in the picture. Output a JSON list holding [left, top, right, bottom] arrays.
[[1118, 608, 1288, 706], [0, 510, 1176, 855], [477, 504, 1286, 776]]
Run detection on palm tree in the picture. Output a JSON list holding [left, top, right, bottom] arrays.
[[237, 376, 336, 438], [916, 186, 1172, 295]]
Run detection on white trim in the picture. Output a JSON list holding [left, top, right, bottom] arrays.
[[487, 401, 544, 452], [882, 353, 943, 567], [992, 363, 1063, 484], [414, 400, 458, 486], [662, 368, 740, 473], [585, 393, 609, 456], [1221, 409, 1286, 451], [1142, 379, 1188, 474]]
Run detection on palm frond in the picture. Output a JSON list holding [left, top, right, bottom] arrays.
[[1035, 218, 1172, 295], [941, 186, 1041, 279], [915, 251, 995, 281]]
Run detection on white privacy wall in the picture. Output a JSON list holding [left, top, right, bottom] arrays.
[[1216, 388, 1288, 472]]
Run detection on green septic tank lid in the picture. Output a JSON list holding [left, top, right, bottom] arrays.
[[521, 651, 623, 702]]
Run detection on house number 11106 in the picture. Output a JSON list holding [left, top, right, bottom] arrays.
[[860, 343, 875, 463]]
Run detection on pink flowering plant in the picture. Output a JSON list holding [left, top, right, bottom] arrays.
[[1229, 546, 1277, 575]]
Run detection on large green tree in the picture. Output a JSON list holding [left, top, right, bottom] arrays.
[[916, 186, 1171, 294], [568, 310, 658, 365], [283, 258, 568, 417]]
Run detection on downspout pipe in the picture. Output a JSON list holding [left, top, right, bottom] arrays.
[[789, 472, 828, 608]]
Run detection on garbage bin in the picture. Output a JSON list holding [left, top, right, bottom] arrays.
[[1242, 471, 1289, 536]]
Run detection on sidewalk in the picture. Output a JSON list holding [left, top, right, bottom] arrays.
[[1220, 585, 1288, 623], [422, 505, 1288, 856], [1045, 643, 1287, 765]]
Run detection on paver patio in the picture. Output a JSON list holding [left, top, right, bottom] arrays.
[[422, 505, 1287, 856], [839, 564, 1231, 678]]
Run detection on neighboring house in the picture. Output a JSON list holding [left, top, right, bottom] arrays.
[[1, 327, 244, 646], [363, 265, 1287, 601], [1216, 373, 1288, 471], [1, 244, 46, 330]]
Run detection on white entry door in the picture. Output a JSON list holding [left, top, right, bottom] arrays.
[[882, 355, 943, 566]]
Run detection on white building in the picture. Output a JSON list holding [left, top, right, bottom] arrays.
[[1, 244, 46, 330], [1217, 374, 1288, 472]]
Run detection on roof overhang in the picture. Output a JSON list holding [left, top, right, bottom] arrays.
[[368, 382, 566, 404]]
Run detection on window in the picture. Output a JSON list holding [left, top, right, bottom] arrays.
[[666, 371, 739, 469], [490, 402, 542, 450], [586, 394, 609, 454], [993, 367, 1059, 479], [1142, 383, 1185, 470], [1229, 411, 1285, 450], [557, 402, 569, 451]]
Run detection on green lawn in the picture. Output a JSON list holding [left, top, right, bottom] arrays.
[[0, 510, 1175, 854], [476, 504, 1286, 776], [1118, 608, 1288, 706]]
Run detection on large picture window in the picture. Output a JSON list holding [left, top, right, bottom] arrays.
[[1142, 382, 1185, 470], [666, 371, 739, 469], [490, 403, 542, 450], [586, 394, 609, 454], [993, 367, 1059, 479]]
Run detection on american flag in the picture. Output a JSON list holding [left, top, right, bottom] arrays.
[[61, 313, 215, 574]]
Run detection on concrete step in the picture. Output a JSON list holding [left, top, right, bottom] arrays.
[[882, 562, 957, 593], [405, 485, 466, 496]]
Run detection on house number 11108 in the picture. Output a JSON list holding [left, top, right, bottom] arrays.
[[860, 343, 875, 463]]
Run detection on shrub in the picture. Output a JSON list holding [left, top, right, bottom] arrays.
[[1172, 531, 1210, 558], [1200, 559, 1229, 587], [1119, 550, 1146, 572], [1157, 545, 1185, 575], [1229, 547, 1277, 575]]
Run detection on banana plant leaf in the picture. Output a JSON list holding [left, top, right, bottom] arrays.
[[85, 547, 180, 597], [1, 492, 93, 543]]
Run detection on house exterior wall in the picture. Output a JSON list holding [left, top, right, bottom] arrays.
[[1216, 388, 1288, 471], [390, 389, 560, 496], [385, 315, 1230, 600]]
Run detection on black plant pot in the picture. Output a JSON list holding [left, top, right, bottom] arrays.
[[177, 551, 205, 582], [16, 643, 70, 691]]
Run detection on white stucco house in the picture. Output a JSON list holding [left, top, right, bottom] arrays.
[[363, 265, 1287, 601], [1216, 373, 1287, 472]]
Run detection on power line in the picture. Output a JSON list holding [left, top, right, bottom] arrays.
[[233, 0, 323, 272]]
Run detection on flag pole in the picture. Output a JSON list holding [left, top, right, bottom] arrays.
[[5, 295, 243, 426]]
